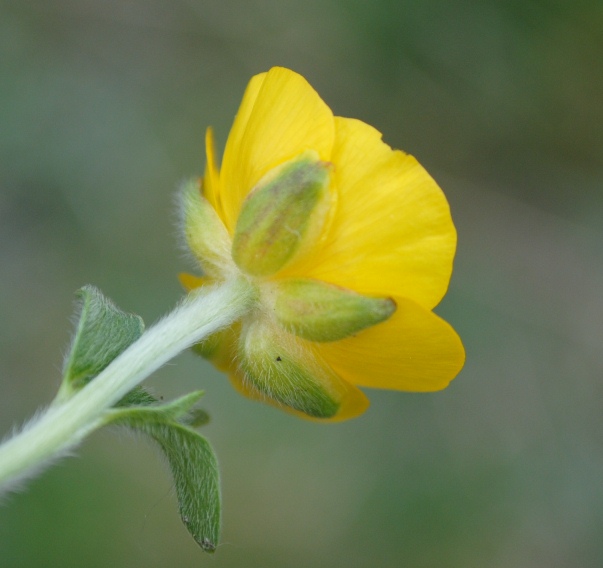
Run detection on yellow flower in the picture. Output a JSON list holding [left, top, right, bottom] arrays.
[[180, 67, 464, 421]]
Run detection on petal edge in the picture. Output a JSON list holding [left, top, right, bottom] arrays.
[[315, 296, 465, 392]]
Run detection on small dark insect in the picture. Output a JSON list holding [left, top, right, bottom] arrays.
[[275, 356, 282, 362]]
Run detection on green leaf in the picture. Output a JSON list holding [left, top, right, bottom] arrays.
[[108, 391, 204, 422], [146, 422, 220, 552], [62, 286, 144, 393], [104, 392, 220, 552], [115, 387, 211, 426], [115, 386, 159, 408]]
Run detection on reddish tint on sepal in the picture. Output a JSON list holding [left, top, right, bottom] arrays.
[[231, 151, 333, 277]]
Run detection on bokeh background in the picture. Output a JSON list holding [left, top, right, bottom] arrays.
[[1, 1, 602, 566]]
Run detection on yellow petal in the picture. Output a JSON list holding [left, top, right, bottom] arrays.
[[219, 67, 335, 233], [217, 72, 266, 224], [193, 322, 241, 373], [178, 272, 208, 290], [202, 127, 222, 217], [299, 117, 457, 310], [314, 296, 465, 391]]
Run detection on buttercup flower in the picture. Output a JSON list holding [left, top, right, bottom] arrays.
[[180, 67, 465, 421]]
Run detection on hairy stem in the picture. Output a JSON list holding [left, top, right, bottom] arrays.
[[0, 278, 253, 493]]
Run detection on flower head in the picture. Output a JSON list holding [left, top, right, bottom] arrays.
[[180, 67, 465, 421]]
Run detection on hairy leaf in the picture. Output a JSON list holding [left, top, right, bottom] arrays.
[[104, 392, 220, 552], [62, 286, 144, 393]]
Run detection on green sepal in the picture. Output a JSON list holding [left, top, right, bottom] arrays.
[[60, 286, 144, 397], [272, 278, 396, 342], [238, 320, 340, 418], [103, 391, 220, 552], [232, 151, 332, 277], [179, 178, 233, 278]]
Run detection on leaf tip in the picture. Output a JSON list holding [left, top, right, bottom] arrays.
[[198, 537, 217, 553]]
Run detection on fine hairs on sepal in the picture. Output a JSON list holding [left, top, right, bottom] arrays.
[[177, 179, 235, 280], [231, 150, 333, 277], [237, 319, 342, 418]]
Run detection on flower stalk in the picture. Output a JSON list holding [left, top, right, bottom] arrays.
[[0, 278, 254, 493]]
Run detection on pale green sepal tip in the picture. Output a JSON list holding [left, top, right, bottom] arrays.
[[232, 151, 331, 277], [273, 278, 396, 342], [103, 391, 220, 553], [239, 322, 339, 418], [180, 179, 232, 277], [60, 285, 144, 396]]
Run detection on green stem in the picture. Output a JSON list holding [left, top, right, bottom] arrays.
[[0, 278, 253, 493]]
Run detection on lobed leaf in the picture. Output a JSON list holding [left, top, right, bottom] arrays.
[[62, 286, 144, 393], [103, 392, 220, 552]]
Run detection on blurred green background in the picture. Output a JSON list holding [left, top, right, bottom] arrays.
[[1, 1, 602, 566]]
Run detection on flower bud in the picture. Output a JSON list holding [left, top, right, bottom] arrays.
[[180, 179, 233, 278], [231, 151, 332, 277], [270, 278, 396, 342], [237, 320, 341, 418]]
